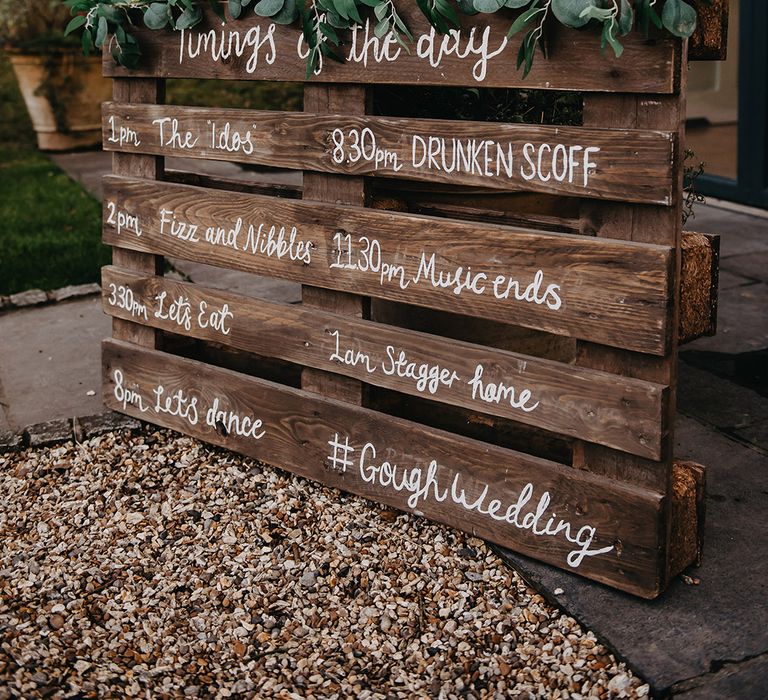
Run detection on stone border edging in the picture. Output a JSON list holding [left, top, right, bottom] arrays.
[[0, 411, 142, 454], [0, 283, 101, 314]]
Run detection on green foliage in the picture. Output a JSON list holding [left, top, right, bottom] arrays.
[[682, 147, 706, 226], [58, 0, 702, 76]]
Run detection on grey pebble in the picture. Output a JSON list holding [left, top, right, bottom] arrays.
[[0, 429, 645, 698]]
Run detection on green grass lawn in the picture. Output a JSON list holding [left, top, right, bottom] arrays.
[[0, 51, 109, 297]]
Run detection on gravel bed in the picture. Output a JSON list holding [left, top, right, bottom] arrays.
[[0, 429, 648, 699]]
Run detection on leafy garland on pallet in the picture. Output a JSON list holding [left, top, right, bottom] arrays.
[[63, 0, 704, 77]]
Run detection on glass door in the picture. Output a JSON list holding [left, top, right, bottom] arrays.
[[688, 0, 768, 209]]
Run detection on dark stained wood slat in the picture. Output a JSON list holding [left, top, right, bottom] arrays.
[[101, 267, 667, 459], [158, 171, 715, 344], [575, 84, 687, 586], [110, 79, 164, 348], [102, 176, 674, 355], [102, 102, 675, 205], [102, 5, 678, 94], [102, 338, 665, 598], [300, 84, 370, 405]]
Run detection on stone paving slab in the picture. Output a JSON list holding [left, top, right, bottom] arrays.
[[720, 252, 768, 284], [24, 418, 76, 448], [0, 428, 23, 452], [0, 297, 110, 432], [72, 411, 141, 442], [686, 208, 768, 258], [498, 413, 768, 698], [684, 282, 768, 354], [716, 269, 758, 291], [0, 411, 143, 454], [678, 361, 768, 433], [733, 419, 768, 452], [671, 653, 768, 699], [683, 204, 768, 357]]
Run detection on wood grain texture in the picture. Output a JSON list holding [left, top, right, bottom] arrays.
[[110, 79, 164, 349], [102, 175, 674, 355], [101, 5, 678, 93], [576, 82, 686, 587], [371, 187, 716, 347], [101, 267, 667, 459], [102, 102, 675, 205], [300, 84, 370, 404], [102, 338, 666, 598]]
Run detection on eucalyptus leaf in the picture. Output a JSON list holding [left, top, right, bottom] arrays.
[[320, 20, 339, 43], [97, 5, 122, 23], [176, 6, 202, 29], [94, 15, 107, 47], [374, 18, 390, 38], [507, 4, 543, 37], [601, 17, 623, 57], [228, 0, 243, 19], [579, 6, 613, 21], [254, 0, 285, 18], [64, 15, 86, 36], [272, 0, 299, 24], [143, 3, 170, 30], [638, 0, 663, 34], [210, 0, 227, 22], [325, 10, 350, 29], [617, 0, 633, 35], [551, 0, 594, 28], [435, 0, 460, 27], [81, 27, 92, 55], [473, 0, 505, 13], [661, 0, 697, 37]]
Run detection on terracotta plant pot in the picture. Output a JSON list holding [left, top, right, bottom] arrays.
[[8, 49, 112, 151]]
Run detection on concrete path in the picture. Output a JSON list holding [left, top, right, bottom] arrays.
[[0, 297, 109, 434], [1, 151, 766, 698]]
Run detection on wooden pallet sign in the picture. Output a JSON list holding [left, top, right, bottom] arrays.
[[101, 2, 704, 599]]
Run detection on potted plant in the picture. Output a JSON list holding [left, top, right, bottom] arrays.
[[0, 0, 112, 150]]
